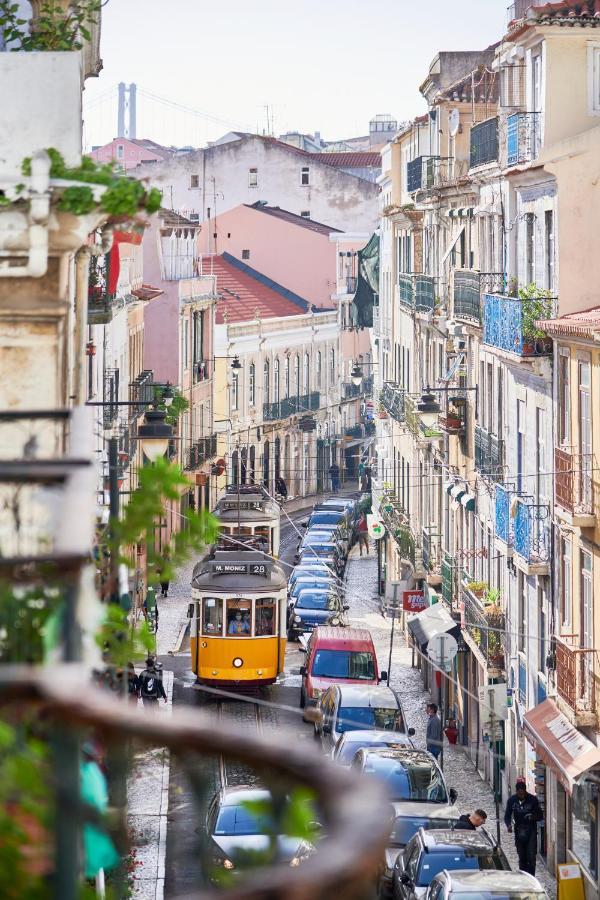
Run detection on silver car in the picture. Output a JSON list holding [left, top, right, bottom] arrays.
[[333, 729, 415, 767], [423, 869, 549, 899]]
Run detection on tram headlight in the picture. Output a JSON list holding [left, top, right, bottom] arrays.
[[232, 657, 243, 668], [293, 615, 302, 624]]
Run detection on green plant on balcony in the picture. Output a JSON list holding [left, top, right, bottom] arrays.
[[0, 0, 102, 51], [154, 387, 189, 427], [466, 580, 487, 598], [483, 587, 501, 607], [519, 283, 554, 347]]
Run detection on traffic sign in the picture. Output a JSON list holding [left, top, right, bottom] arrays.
[[478, 683, 508, 723], [427, 633, 458, 670], [367, 514, 385, 540]]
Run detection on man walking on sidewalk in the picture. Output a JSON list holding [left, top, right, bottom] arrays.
[[138, 657, 167, 708], [329, 462, 340, 493], [426, 703, 443, 759], [357, 513, 370, 555], [504, 776, 542, 875]]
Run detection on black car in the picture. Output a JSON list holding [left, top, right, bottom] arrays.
[[287, 588, 349, 641], [392, 828, 510, 900]]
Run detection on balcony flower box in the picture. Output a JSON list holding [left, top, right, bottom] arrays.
[[466, 581, 487, 599]]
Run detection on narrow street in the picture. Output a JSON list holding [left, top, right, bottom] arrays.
[[130, 501, 557, 899]]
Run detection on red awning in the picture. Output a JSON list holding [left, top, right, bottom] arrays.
[[107, 230, 143, 296], [523, 699, 600, 793]]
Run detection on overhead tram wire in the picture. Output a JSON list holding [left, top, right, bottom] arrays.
[[135, 87, 253, 133]]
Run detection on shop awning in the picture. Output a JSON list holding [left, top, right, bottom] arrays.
[[445, 480, 455, 495], [460, 492, 476, 512], [407, 602, 460, 649], [523, 699, 600, 793], [450, 484, 466, 502]]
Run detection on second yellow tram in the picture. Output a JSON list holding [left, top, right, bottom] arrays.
[[214, 484, 281, 557]]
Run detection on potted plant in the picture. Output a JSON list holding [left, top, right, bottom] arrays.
[[519, 283, 554, 355], [483, 587, 500, 607], [444, 407, 463, 431], [466, 580, 487, 598]]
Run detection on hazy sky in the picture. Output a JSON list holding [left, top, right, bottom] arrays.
[[83, 0, 507, 150]]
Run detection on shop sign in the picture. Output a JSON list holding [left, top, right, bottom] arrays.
[[403, 590, 427, 613]]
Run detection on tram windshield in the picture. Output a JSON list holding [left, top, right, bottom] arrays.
[[202, 598, 223, 636], [255, 598, 276, 636], [227, 599, 252, 636]]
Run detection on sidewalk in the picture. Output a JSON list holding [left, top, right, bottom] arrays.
[[343, 542, 557, 898]]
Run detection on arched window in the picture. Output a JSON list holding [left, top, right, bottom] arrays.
[[316, 351, 322, 389], [273, 357, 280, 403], [263, 359, 270, 405], [294, 354, 300, 397], [304, 352, 310, 394], [284, 357, 290, 398], [248, 362, 255, 406]]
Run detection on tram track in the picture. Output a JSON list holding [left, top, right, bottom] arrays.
[[216, 697, 265, 789]]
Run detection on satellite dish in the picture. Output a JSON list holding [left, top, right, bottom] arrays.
[[449, 109, 460, 137]]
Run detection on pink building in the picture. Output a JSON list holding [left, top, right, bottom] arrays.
[[90, 137, 174, 171]]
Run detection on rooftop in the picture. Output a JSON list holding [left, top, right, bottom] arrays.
[[245, 202, 342, 235], [305, 151, 382, 169], [159, 208, 199, 228], [208, 252, 311, 324], [541, 305, 600, 338]]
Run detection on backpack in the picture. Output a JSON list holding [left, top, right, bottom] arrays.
[[140, 670, 158, 698]]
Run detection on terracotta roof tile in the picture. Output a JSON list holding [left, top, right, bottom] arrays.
[[306, 151, 381, 168], [207, 253, 310, 324], [159, 208, 199, 228], [132, 285, 164, 301], [244, 202, 341, 235], [541, 305, 600, 337]]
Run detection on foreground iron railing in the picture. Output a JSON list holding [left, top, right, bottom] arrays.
[[474, 425, 504, 481], [461, 586, 506, 666], [0, 665, 389, 900], [513, 496, 551, 565]]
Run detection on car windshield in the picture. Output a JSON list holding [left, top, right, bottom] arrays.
[[215, 803, 274, 836], [389, 816, 456, 847], [310, 514, 344, 527], [450, 895, 547, 900], [337, 737, 406, 764], [416, 851, 503, 886], [337, 707, 402, 733], [364, 757, 447, 802], [297, 592, 337, 610], [292, 580, 334, 595], [312, 649, 375, 680]]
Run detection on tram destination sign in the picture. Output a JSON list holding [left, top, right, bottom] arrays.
[[212, 561, 269, 576]]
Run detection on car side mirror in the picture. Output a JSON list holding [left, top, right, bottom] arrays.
[[400, 872, 411, 885], [187, 603, 194, 619], [449, 788, 458, 804], [322, 723, 332, 735], [408, 727, 416, 737], [299, 666, 307, 676], [379, 671, 388, 682]]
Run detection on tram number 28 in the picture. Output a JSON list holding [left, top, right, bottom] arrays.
[[249, 563, 266, 575]]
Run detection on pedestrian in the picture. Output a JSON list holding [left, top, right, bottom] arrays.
[[159, 548, 171, 597], [137, 657, 167, 707], [504, 776, 543, 875], [426, 702, 443, 759], [357, 513, 370, 556], [454, 809, 487, 830], [126, 662, 138, 702], [275, 476, 288, 500], [329, 462, 340, 493]]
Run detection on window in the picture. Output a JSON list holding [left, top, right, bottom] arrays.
[[560, 536, 572, 627], [284, 357, 290, 398], [116, 144, 124, 159], [190, 174, 199, 189], [316, 351, 322, 389], [192, 310, 205, 364], [588, 42, 600, 115], [294, 354, 300, 396], [183, 319, 189, 370], [558, 350, 570, 445], [248, 167, 258, 187], [517, 399, 526, 494], [255, 598, 276, 636], [518, 571, 526, 653], [226, 599, 252, 636], [311, 650, 375, 680], [248, 362, 255, 406], [304, 352, 310, 393], [571, 777, 599, 878], [273, 357, 280, 403], [330, 348, 335, 382], [263, 360, 270, 405], [231, 372, 239, 410], [545, 210, 555, 291], [579, 357, 592, 507], [580, 549, 593, 651], [242, 249, 250, 260], [525, 212, 535, 284], [300, 210, 310, 218], [301, 166, 310, 185], [202, 598, 223, 636]]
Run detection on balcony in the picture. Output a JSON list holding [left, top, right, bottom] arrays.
[[398, 273, 437, 313], [555, 447, 596, 527], [461, 584, 506, 669], [342, 375, 374, 401], [88, 253, 117, 324], [483, 291, 556, 357], [263, 392, 320, 422], [184, 433, 218, 470], [470, 117, 499, 168], [405, 394, 443, 443], [128, 369, 154, 420], [407, 156, 426, 193], [453, 271, 506, 323], [494, 484, 513, 550], [556, 635, 597, 726], [439, 406, 465, 435], [506, 111, 542, 166], [441, 553, 454, 609], [344, 423, 374, 440], [193, 359, 210, 384], [474, 425, 504, 482], [513, 496, 551, 575], [422, 526, 442, 575], [380, 383, 405, 424]]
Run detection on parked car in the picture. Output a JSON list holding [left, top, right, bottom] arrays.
[[377, 802, 460, 898], [299, 524, 349, 556], [295, 535, 346, 567], [288, 563, 337, 592], [423, 869, 549, 900], [287, 589, 349, 641], [392, 828, 510, 900], [205, 786, 314, 881], [289, 576, 338, 602], [333, 729, 415, 767], [307, 508, 351, 534], [300, 627, 384, 714], [351, 748, 455, 804], [297, 546, 345, 577], [316, 685, 414, 753]]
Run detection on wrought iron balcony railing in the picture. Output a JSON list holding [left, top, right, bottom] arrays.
[[470, 117, 499, 168], [461, 584, 506, 666], [474, 425, 504, 481], [407, 156, 425, 193], [555, 447, 595, 518], [88, 252, 117, 324], [380, 383, 405, 424], [103, 367, 120, 428], [441, 552, 454, 608], [556, 635, 597, 720], [422, 526, 441, 572], [397, 274, 437, 313], [506, 111, 542, 166], [439, 408, 465, 435], [483, 291, 556, 357], [495, 483, 513, 545], [128, 369, 154, 420], [263, 392, 320, 422], [453, 272, 506, 323], [513, 496, 550, 566], [342, 375, 374, 401], [184, 433, 218, 471]]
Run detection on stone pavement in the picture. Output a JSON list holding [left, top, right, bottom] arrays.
[[343, 540, 556, 898]]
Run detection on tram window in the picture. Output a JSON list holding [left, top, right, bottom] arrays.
[[255, 598, 276, 636], [227, 599, 252, 636], [202, 598, 223, 636], [255, 526, 271, 547]]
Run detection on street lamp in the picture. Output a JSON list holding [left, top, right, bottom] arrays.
[[138, 407, 174, 462], [231, 355, 242, 371], [351, 363, 363, 387], [417, 391, 441, 428], [162, 382, 175, 407]]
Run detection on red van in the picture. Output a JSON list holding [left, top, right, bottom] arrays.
[[300, 626, 386, 714]]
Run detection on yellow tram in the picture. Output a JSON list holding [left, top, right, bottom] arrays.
[[189, 550, 288, 688], [214, 484, 281, 557]]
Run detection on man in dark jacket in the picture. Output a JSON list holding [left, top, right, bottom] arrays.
[[455, 809, 487, 830], [138, 657, 167, 707], [426, 703, 443, 759], [504, 776, 543, 875]]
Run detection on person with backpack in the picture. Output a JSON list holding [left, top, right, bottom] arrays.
[[138, 657, 167, 707]]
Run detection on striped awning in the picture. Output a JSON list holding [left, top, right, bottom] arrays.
[[450, 484, 466, 502], [460, 492, 476, 512], [445, 480, 455, 495], [446, 207, 474, 218]]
